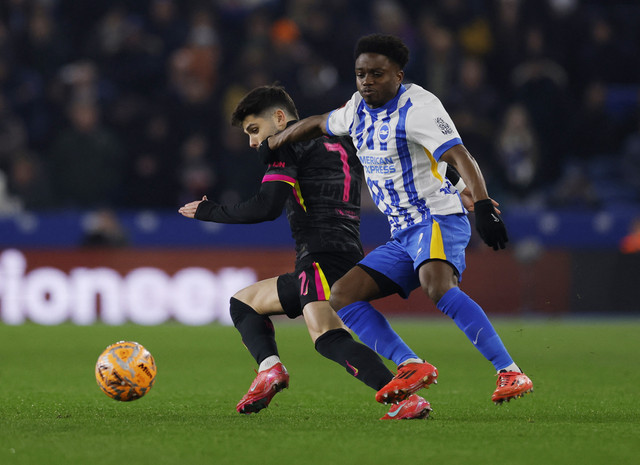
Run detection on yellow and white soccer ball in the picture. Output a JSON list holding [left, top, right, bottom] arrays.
[[95, 341, 157, 401]]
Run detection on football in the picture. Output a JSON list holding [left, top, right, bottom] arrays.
[[95, 341, 157, 401]]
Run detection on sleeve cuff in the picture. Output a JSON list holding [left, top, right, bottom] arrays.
[[325, 110, 336, 136], [433, 137, 463, 160]]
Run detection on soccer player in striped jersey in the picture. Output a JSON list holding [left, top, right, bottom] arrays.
[[265, 34, 534, 405], [179, 85, 435, 419]]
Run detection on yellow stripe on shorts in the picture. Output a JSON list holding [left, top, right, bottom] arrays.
[[312, 262, 331, 300], [430, 219, 447, 260]]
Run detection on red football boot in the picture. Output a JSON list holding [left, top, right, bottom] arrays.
[[492, 371, 533, 405], [376, 361, 438, 404], [380, 394, 432, 420], [236, 363, 289, 414]]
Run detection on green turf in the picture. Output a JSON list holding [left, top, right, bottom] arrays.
[[1, 319, 639, 465]]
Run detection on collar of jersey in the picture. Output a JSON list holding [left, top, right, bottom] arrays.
[[361, 84, 407, 114]]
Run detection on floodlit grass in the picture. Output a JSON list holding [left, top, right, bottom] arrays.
[[1, 319, 639, 465]]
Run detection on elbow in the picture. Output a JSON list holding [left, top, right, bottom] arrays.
[[263, 205, 283, 221]]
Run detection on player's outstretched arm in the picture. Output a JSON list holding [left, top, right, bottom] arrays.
[[178, 181, 290, 224], [269, 113, 330, 150]]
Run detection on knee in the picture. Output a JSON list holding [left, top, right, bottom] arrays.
[[329, 280, 354, 311], [422, 281, 454, 305]]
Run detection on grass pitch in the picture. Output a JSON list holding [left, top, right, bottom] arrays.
[[1, 319, 638, 465]]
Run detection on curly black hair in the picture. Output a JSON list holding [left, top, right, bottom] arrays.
[[231, 85, 299, 127], [354, 34, 409, 69]]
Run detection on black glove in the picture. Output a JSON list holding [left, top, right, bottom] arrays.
[[474, 199, 508, 250], [258, 137, 278, 164]]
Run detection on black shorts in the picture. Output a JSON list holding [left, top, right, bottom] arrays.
[[276, 251, 362, 319]]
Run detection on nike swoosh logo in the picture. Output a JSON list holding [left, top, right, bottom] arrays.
[[473, 328, 484, 345], [346, 360, 359, 377], [491, 214, 500, 223], [385, 406, 403, 418]]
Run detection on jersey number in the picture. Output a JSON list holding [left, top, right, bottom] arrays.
[[323, 142, 351, 202]]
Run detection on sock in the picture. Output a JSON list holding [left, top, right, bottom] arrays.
[[437, 287, 514, 371], [229, 297, 278, 365], [258, 355, 282, 372], [315, 328, 393, 390], [498, 362, 521, 373], [337, 301, 420, 366]]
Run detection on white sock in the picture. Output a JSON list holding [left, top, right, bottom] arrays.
[[399, 357, 424, 367], [258, 355, 281, 372], [498, 362, 521, 373]]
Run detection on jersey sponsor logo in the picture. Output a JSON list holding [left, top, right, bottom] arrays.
[[435, 117, 453, 135], [377, 122, 391, 143], [358, 154, 396, 174]]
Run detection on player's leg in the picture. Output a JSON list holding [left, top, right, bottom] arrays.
[[330, 257, 422, 367], [231, 278, 290, 414], [330, 249, 438, 404], [291, 259, 431, 418], [231, 278, 284, 371], [304, 300, 394, 391], [418, 214, 533, 403]]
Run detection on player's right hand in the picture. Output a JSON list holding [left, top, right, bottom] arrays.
[[178, 195, 208, 218]]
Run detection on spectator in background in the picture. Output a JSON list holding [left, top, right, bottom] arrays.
[[0, 0, 639, 214], [81, 208, 129, 248], [415, 15, 458, 99], [7, 149, 52, 210], [494, 104, 540, 202], [572, 81, 623, 161], [0, 90, 27, 172], [124, 111, 180, 208], [446, 55, 499, 178], [215, 123, 265, 206], [146, 0, 188, 62], [578, 15, 637, 89], [49, 99, 125, 208], [177, 132, 220, 206], [510, 25, 569, 186]]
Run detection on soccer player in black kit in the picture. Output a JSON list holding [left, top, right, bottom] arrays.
[[179, 85, 434, 419]]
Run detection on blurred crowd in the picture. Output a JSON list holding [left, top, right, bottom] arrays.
[[1, 0, 639, 215]]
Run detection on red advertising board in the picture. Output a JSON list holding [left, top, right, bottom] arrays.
[[0, 248, 570, 325]]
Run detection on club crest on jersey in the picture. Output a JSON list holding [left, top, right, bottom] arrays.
[[435, 117, 453, 135], [377, 123, 391, 143]]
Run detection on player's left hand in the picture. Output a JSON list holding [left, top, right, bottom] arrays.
[[462, 189, 501, 214], [178, 195, 208, 218], [474, 198, 508, 250]]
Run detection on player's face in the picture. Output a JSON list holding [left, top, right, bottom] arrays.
[[242, 109, 287, 149], [355, 53, 404, 108], [242, 114, 278, 149]]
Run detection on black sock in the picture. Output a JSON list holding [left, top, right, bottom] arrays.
[[315, 328, 393, 391], [229, 297, 278, 365]]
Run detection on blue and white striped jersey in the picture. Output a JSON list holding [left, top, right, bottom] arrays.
[[326, 83, 466, 235]]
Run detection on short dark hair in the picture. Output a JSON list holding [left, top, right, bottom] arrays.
[[354, 34, 409, 69], [231, 85, 299, 127]]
